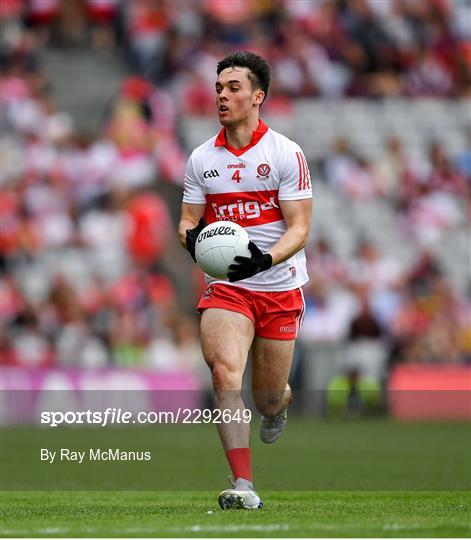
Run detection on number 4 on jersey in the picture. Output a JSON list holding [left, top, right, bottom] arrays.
[[231, 170, 242, 183]]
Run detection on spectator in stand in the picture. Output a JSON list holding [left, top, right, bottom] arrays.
[[108, 308, 144, 366], [114, 76, 187, 185], [145, 315, 206, 374], [345, 287, 386, 381], [403, 43, 455, 98], [455, 130, 471, 182], [105, 97, 155, 189], [388, 253, 469, 366], [122, 0, 170, 82], [25, 0, 60, 45], [373, 136, 408, 202], [5, 0, 470, 99], [427, 141, 467, 195], [124, 187, 171, 271], [305, 238, 347, 289], [348, 288, 383, 342], [78, 190, 128, 281], [0, 275, 24, 326], [403, 183, 464, 247], [10, 304, 54, 367], [85, 0, 119, 49], [347, 241, 401, 294], [2, 0, 469, 384], [301, 279, 357, 343], [325, 136, 357, 190], [325, 137, 381, 199]]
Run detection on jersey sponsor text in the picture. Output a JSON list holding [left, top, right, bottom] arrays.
[[205, 190, 283, 227]]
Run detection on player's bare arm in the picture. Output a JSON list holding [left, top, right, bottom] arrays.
[[268, 198, 312, 265], [178, 203, 206, 263], [178, 203, 205, 247]]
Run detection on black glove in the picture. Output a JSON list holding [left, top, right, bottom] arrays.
[[228, 241, 272, 282], [186, 217, 207, 262]]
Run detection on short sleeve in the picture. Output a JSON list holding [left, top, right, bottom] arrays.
[[278, 145, 312, 201], [182, 153, 206, 204]]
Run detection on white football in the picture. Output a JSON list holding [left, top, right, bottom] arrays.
[[195, 221, 250, 279]]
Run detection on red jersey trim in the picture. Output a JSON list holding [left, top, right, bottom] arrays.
[[296, 151, 310, 190], [214, 119, 269, 157], [302, 153, 311, 189], [296, 152, 303, 191]]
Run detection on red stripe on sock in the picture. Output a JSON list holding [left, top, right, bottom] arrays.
[[226, 447, 252, 482]]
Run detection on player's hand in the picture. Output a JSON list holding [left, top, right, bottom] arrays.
[[227, 241, 272, 282], [186, 217, 207, 262]]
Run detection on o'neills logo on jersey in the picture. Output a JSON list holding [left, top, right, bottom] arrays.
[[227, 163, 246, 169], [205, 190, 283, 227]]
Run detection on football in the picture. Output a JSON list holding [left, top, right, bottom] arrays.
[[195, 221, 250, 279]]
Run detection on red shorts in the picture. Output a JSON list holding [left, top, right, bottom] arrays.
[[197, 283, 305, 340]]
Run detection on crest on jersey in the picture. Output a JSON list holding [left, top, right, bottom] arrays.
[[256, 163, 271, 180]]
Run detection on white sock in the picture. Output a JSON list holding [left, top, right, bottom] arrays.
[[234, 478, 254, 490]]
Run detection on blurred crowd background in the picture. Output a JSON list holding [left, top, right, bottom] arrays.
[[1, 0, 470, 407]]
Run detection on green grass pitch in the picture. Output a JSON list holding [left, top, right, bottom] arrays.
[[1, 490, 470, 537], [1, 419, 470, 537]]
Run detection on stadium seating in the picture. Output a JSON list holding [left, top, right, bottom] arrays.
[[2, 0, 469, 411]]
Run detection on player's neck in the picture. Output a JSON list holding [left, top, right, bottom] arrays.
[[224, 116, 260, 150]]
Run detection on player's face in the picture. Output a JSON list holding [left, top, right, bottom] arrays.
[[215, 67, 264, 126]]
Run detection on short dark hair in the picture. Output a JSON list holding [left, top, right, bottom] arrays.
[[217, 51, 271, 103]]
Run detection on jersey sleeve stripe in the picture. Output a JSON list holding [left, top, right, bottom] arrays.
[[306, 155, 311, 189], [296, 151, 303, 191], [301, 153, 310, 189], [300, 152, 307, 190]]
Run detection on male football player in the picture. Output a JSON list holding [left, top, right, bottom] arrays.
[[178, 51, 312, 509]]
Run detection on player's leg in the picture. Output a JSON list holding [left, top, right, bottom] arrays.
[[200, 307, 254, 452], [200, 307, 262, 509], [250, 287, 304, 443], [252, 337, 295, 443], [252, 337, 294, 417]]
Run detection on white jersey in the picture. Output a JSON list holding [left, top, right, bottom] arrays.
[[182, 120, 312, 292]]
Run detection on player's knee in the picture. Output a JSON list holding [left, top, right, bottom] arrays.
[[253, 392, 284, 417], [211, 362, 242, 391]]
